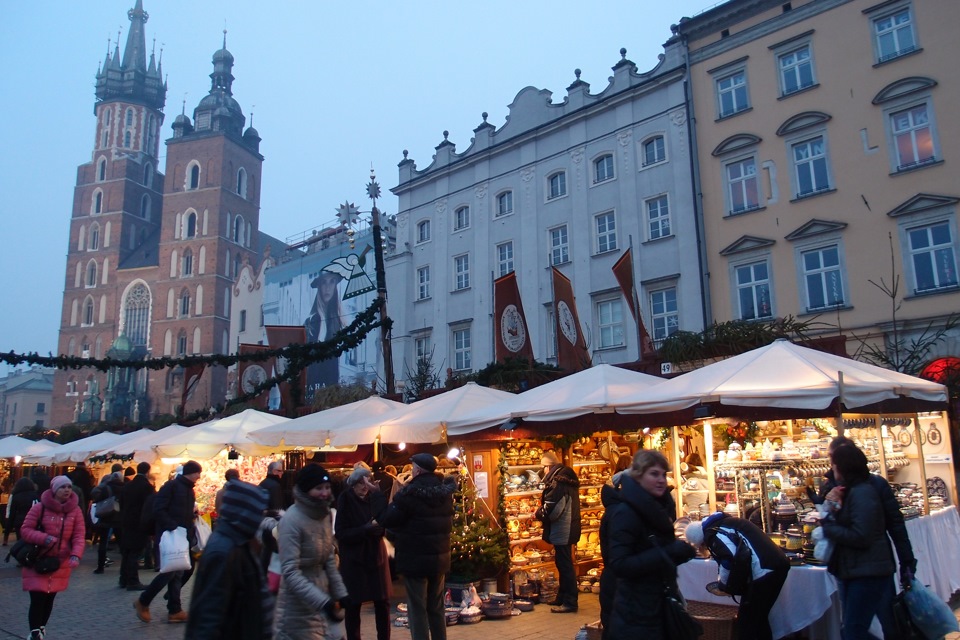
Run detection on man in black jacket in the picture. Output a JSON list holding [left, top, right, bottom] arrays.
[[379, 453, 454, 640], [119, 461, 155, 590], [134, 461, 201, 625], [186, 480, 272, 639], [258, 460, 284, 517]]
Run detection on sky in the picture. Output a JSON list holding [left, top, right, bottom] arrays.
[[0, 0, 714, 375]]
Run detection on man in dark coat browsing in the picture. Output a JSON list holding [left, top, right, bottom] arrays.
[[379, 453, 454, 640], [536, 449, 581, 613]]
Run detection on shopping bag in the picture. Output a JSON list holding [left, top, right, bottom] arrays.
[[892, 590, 923, 639], [158, 526, 191, 573], [94, 495, 119, 518], [903, 578, 959, 639], [193, 517, 212, 552]]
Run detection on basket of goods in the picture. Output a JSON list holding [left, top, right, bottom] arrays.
[[482, 598, 514, 620], [514, 599, 535, 612], [459, 606, 483, 624], [687, 600, 739, 640]]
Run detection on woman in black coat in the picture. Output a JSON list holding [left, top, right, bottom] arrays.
[[335, 466, 391, 640], [8, 477, 38, 540], [821, 444, 897, 639], [601, 450, 696, 640]]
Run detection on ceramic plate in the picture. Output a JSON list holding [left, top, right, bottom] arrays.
[[927, 476, 948, 500]]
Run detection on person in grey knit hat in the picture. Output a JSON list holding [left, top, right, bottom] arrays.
[[186, 480, 273, 639]]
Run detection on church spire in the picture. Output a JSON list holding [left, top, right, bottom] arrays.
[[121, 0, 149, 72], [95, 1, 165, 110]]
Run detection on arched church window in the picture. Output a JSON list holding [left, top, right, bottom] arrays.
[[123, 283, 150, 347]]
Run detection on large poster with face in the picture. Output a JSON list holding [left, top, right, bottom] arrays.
[[266, 245, 377, 398]]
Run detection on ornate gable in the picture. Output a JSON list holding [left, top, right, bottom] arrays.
[[872, 77, 938, 105], [719, 235, 776, 256], [784, 219, 848, 241], [887, 193, 959, 218], [776, 111, 832, 137], [712, 133, 762, 157]]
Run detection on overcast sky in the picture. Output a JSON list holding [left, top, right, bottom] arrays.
[[0, 0, 714, 375]]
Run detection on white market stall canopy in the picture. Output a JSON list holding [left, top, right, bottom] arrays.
[[95, 424, 189, 462], [330, 382, 517, 446], [617, 339, 948, 414], [152, 408, 290, 459], [446, 364, 665, 435], [249, 396, 406, 448], [0, 437, 60, 460], [33, 431, 126, 465]]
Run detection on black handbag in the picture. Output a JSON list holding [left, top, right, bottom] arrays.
[[6, 539, 41, 567], [34, 555, 61, 574], [662, 588, 704, 640]]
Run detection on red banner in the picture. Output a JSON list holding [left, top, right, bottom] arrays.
[[494, 272, 536, 364], [238, 344, 272, 409], [180, 363, 206, 415], [265, 325, 307, 412], [551, 267, 590, 372], [612, 247, 655, 360]]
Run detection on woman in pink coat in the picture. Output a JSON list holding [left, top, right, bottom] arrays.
[[20, 475, 85, 640]]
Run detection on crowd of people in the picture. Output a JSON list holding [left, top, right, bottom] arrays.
[[0, 432, 923, 640]]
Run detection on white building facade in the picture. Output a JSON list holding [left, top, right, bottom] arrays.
[[389, 43, 706, 378]]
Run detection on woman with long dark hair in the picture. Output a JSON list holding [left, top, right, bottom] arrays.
[[821, 443, 897, 639], [8, 477, 38, 542], [20, 475, 85, 640], [600, 450, 696, 640]]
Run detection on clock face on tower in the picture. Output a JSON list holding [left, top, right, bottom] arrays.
[[500, 304, 526, 353], [557, 301, 578, 345], [241, 364, 267, 394]]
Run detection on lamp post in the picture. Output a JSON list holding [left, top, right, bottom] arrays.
[[366, 170, 395, 395]]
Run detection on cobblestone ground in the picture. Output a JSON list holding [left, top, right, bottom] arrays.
[[0, 541, 600, 640]]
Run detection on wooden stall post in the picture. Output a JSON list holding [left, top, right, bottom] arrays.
[[671, 426, 684, 519], [913, 414, 930, 515], [703, 421, 717, 516], [874, 415, 888, 479]]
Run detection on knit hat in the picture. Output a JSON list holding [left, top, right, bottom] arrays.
[[219, 480, 269, 539], [410, 453, 437, 473], [51, 475, 73, 493], [541, 450, 560, 466], [684, 521, 705, 546], [182, 460, 203, 476], [296, 464, 331, 492], [346, 466, 372, 487]]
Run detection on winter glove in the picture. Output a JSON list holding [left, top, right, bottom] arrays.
[[43, 535, 56, 547], [667, 539, 697, 565], [323, 599, 346, 621], [900, 566, 915, 590], [68, 555, 80, 568]]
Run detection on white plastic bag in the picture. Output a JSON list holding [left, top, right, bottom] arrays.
[[159, 526, 191, 573], [193, 517, 212, 552]]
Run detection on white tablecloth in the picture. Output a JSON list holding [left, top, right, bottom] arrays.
[[905, 506, 960, 601], [678, 559, 839, 640]]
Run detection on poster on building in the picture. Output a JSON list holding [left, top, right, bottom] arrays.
[[268, 242, 378, 398]]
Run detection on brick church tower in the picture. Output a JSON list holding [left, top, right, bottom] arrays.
[[52, 1, 262, 428]]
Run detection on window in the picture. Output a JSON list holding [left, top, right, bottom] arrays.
[[596, 299, 624, 348], [890, 104, 936, 171], [454, 206, 470, 231], [548, 172, 567, 200], [416, 220, 431, 243], [143, 163, 153, 187], [792, 136, 831, 197], [180, 290, 191, 317], [496, 191, 513, 217], [66, 377, 78, 396], [185, 212, 197, 238], [642, 136, 666, 166], [85, 261, 97, 288], [650, 288, 679, 341], [239, 309, 247, 332], [716, 70, 750, 118], [454, 254, 470, 290], [550, 226, 569, 265], [595, 212, 617, 254], [125, 108, 134, 126], [778, 45, 815, 96], [233, 215, 244, 244], [89, 224, 100, 251], [417, 266, 431, 300], [177, 332, 188, 356], [802, 245, 845, 310], [124, 131, 132, 147], [497, 242, 514, 277], [140, 194, 151, 220], [237, 167, 247, 197], [93, 190, 103, 215], [907, 222, 958, 293], [97, 158, 106, 182], [415, 336, 431, 360], [36, 402, 45, 414], [182, 249, 193, 277], [188, 163, 200, 190], [647, 195, 671, 240], [594, 155, 614, 183], [453, 327, 472, 371], [873, 7, 916, 63], [725, 157, 760, 214], [83, 298, 95, 325], [736, 261, 773, 320], [123, 283, 150, 346]]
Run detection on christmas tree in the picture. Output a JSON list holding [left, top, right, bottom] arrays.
[[448, 466, 509, 581]]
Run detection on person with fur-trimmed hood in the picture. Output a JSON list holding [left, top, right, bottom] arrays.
[[378, 453, 455, 640], [535, 449, 581, 613]]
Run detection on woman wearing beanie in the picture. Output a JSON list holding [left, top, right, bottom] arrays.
[[275, 464, 349, 640], [335, 466, 392, 640], [20, 475, 86, 640]]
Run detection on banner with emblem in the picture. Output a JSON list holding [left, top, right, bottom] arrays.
[[612, 246, 656, 360], [493, 272, 535, 364], [551, 267, 591, 372], [180, 363, 206, 416], [237, 344, 272, 409], [265, 325, 307, 411]]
